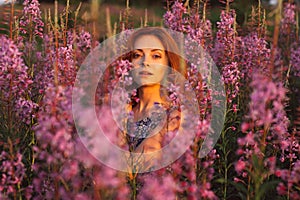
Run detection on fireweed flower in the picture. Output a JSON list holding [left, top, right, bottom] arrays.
[[280, 3, 296, 38], [114, 29, 134, 55], [0, 36, 32, 99], [75, 96, 130, 198], [33, 85, 85, 198], [163, 0, 214, 120], [31, 33, 55, 95], [137, 174, 178, 200], [236, 73, 290, 179], [114, 59, 132, 80], [197, 149, 219, 200], [235, 159, 246, 173], [184, 42, 212, 117], [164, 1, 188, 32], [0, 36, 37, 124], [77, 30, 92, 51], [240, 32, 270, 80], [183, 39, 213, 121], [56, 45, 77, 85], [186, 16, 213, 50], [212, 9, 237, 66], [167, 83, 181, 107], [164, 0, 213, 50], [14, 97, 38, 125], [148, 96, 217, 199], [33, 30, 92, 96], [165, 142, 218, 200], [248, 74, 289, 134], [277, 3, 297, 78], [164, 0, 213, 51], [33, 84, 130, 199], [110, 59, 135, 105], [222, 61, 241, 105], [34, 85, 75, 159], [170, 149, 198, 199], [67, 30, 92, 64], [276, 160, 300, 199], [0, 35, 36, 199], [213, 9, 242, 110], [164, 4, 219, 199], [19, 0, 44, 38], [40, 42, 76, 87], [0, 151, 26, 198], [290, 44, 300, 77], [32, 50, 53, 95]]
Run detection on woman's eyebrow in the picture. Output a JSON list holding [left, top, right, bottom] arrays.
[[151, 49, 163, 52], [134, 49, 163, 52]]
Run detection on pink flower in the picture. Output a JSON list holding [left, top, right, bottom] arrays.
[[277, 182, 287, 195], [163, 1, 187, 32], [0, 36, 32, 99], [0, 151, 27, 196], [290, 44, 300, 77], [241, 123, 250, 132], [240, 33, 270, 80], [235, 159, 246, 173], [233, 177, 245, 184], [19, 0, 44, 38], [138, 174, 178, 200], [280, 3, 296, 38], [212, 9, 237, 66], [222, 62, 241, 104], [199, 182, 218, 200]]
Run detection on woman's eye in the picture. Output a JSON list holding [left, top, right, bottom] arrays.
[[133, 53, 142, 59], [153, 54, 161, 59]]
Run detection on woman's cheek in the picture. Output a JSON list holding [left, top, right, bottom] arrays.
[[132, 71, 139, 82]]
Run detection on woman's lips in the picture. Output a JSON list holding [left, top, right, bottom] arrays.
[[139, 71, 153, 75]]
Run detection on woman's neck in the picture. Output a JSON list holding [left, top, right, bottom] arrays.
[[134, 84, 163, 117]]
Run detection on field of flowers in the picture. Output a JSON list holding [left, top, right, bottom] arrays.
[[0, 0, 299, 199]]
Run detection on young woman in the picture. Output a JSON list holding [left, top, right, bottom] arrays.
[[121, 27, 187, 169]]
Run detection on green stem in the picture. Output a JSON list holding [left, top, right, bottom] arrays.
[[246, 174, 251, 200], [131, 176, 137, 200], [224, 165, 228, 199]]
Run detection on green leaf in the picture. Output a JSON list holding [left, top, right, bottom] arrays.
[[230, 181, 248, 194], [256, 180, 280, 199], [215, 178, 226, 183]]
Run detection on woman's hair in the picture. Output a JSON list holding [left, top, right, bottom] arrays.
[[123, 27, 188, 108], [98, 27, 192, 107], [126, 27, 187, 78]]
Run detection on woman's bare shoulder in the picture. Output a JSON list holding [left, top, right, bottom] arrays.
[[166, 105, 181, 132]]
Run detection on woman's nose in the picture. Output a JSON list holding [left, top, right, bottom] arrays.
[[142, 55, 151, 67]]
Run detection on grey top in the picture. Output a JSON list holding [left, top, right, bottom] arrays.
[[126, 103, 167, 150]]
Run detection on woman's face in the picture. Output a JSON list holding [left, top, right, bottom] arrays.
[[131, 35, 169, 86]]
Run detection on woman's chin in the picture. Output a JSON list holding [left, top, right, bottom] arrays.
[[134, 80, 161, 87]]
